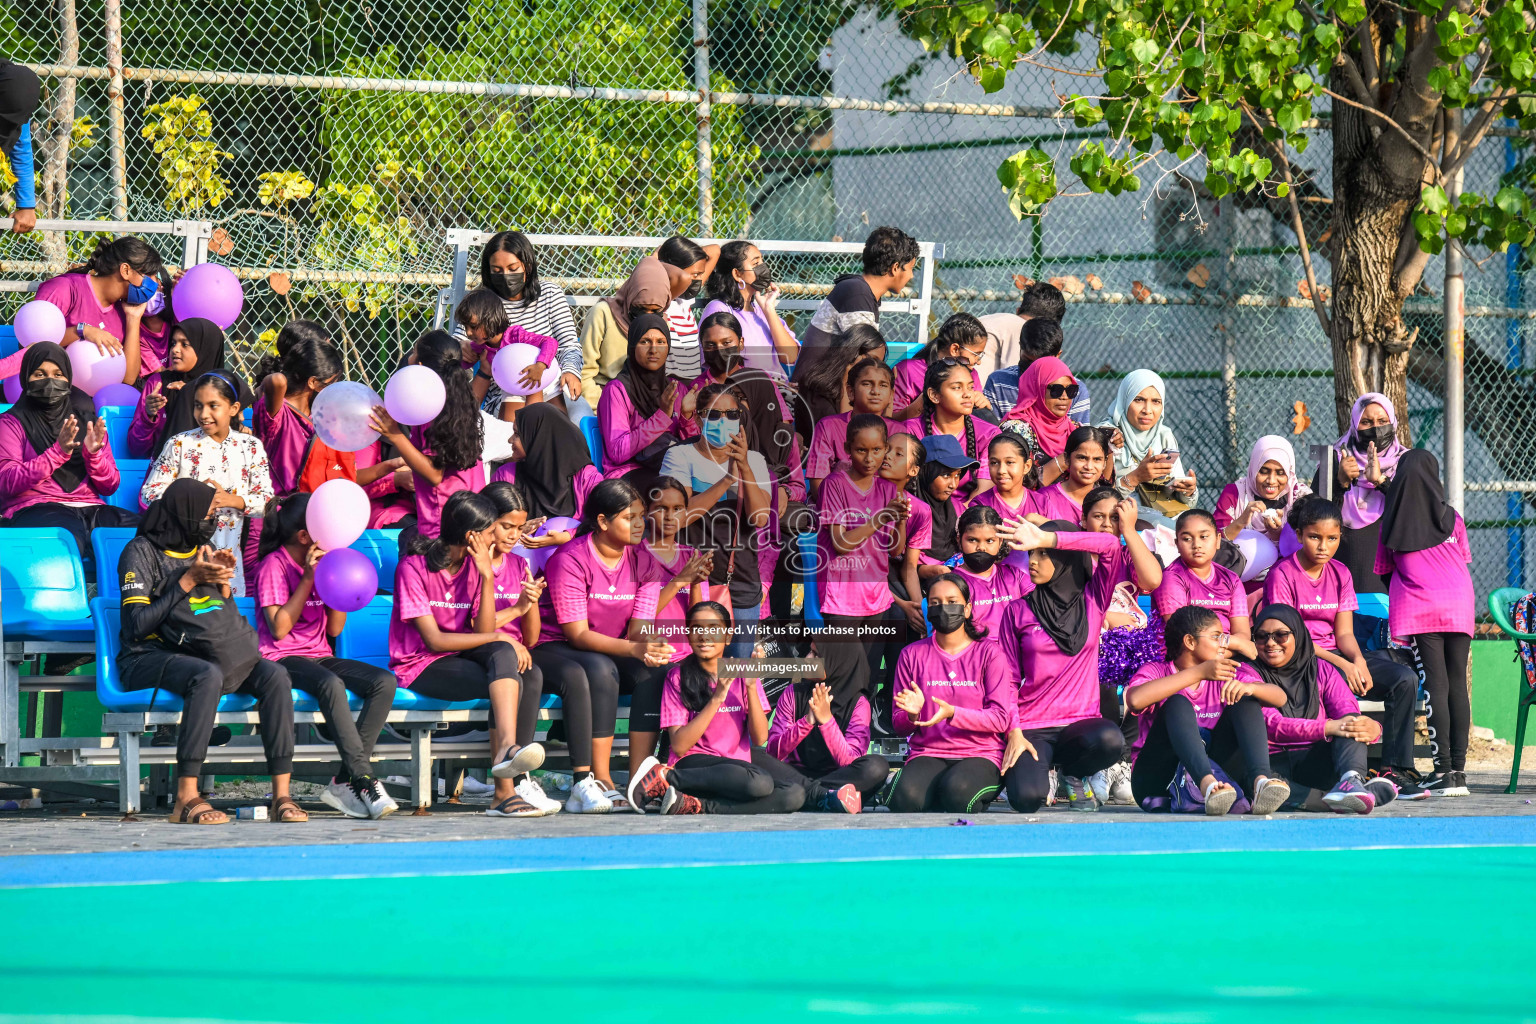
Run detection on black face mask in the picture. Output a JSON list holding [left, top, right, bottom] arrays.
[[679, 280, 702, 301], [927, 602, 968, 635], [703, 346, 741, 376], [961, 549, 998, 573], [184, 515, 218, 549], [1355, 424, 1395, 450], [486, 271, 525, 300], [750, 263, 773, 289], [24, 377, 69, 406]]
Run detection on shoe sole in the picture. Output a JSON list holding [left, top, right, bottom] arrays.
[[835, 784, 862, 814], [1248, 780, 1291, 816], [625, 758, 660, 815], [1393, 789, 1431, 801], [319, 789, 369, 819], [1323, 792, 1374, 814], [1204, 786, 1238, 817], [564, 799, 612, 814], [1431, 787, 1471, 797], [369, 800, 399, 820], [491, 743, 546, 779], [485, 805, 544, 817]]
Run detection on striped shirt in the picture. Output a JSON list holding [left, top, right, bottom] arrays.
[[664, 297, 702, 379], [455, 283, 582, 408]]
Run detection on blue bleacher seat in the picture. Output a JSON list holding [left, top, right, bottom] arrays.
[[108, 459, 150, 512], [578, 415, 604, 473], [99, 405, 136, 457], [350, 530, 402, 593], [335, 595, 485, 710], [799, 532, 823, 630], [1357, 592, 1389, 620], [1, 528, 94, 641], [91, 527, 139, 598], [0, 325, 16, 359]]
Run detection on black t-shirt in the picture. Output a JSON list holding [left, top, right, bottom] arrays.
[[790, 274, 880, 384]]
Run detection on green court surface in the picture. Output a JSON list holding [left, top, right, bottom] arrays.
[[1, 844, 1531, 1023]]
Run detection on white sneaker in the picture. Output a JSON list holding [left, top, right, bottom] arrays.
[[1046, 768, 1060, 807], [516, 776, 562, 815], [351, 775, 399, 819], [1086, 770, 1111, 806], [564, 776, 613, 814], [1107, 761, 1134, 805], [320, 778, 369, 819], [461, 775, 495, 798]]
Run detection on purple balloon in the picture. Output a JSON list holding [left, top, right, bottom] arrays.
[[536, 516, 581, 538], [511, 544, 554, 575], [384, 364, 445, 425], [313, 548, 378, 613], [2, 375, 19, 404], [14, 299, 65, 347], [173, 264, 245, 328], [94, 382, 142, 412]]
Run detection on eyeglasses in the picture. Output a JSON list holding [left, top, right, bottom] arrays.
[[1254, 628, 1294, 646], [704, 409, 743, 422], [1198, 630, 1231, 645], [1046, 383, 1081, 400]]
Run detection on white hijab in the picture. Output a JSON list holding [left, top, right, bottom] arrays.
[[1100, 369, 1190, 492]]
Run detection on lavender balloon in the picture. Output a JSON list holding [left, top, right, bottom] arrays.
[[13, 300, 66, 347], [383, 364, 445, 425], [313, 548, 378, 613], [94, 382, 141, 412], [67, 344, 127, 396], [306, 478, 371, 551], [3, 375, 18, 404], [492, 342, 557, 397], [311, 381, 383, 453], [173, 264, 244, 328]]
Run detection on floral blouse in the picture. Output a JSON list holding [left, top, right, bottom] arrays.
[[140, 428, 275, 596]]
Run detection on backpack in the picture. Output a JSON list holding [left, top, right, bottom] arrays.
[[298, 434, 358, 492], [157, 582, 262, 686], [1514, 592, 1536, 696]]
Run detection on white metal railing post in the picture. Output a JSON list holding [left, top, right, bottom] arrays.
[[445, 228, 478, 324], [103, 0, 129, 221], [1444, 120, 1466, 513], [913, 241, 942, 346]]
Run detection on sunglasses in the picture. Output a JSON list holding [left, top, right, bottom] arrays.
[[704, 409, 743, 422], [1254, 628, 1294, 645], [1046, 383, 1081, 400]]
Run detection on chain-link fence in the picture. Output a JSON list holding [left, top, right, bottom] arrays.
[[1, 0, 1532, 608]]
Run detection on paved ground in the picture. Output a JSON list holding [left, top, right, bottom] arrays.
[[2, 769, 1531, 856]]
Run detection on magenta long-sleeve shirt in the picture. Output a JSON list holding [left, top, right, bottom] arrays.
[[596, 379, 686, 480], [893, 636, 1016, 766], [0, 415, 120, 516], [765, 688, 872, 769], [1261, 659, 1359, 751], [126, 371, 168, 458], [1373, 512, 1474, 637], [998, 529, 1124, 731]]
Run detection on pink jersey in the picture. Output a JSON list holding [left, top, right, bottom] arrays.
[[892, 636, 1017, 767], [255, 547, 332, 660], [998, 530, 1125, 730], [1023, 482, 1084, 525], [1125, 659, 1263, 760], [660, 666, 769, 764], [409, 424, 486, 538], [637, 541, 696, 654], [254, 400, 315, 497], [538, 535, 655, 645], [1154, 560, 1246, 631], [487, 550, 537, 645], [900, 415, 1000, 487], [817, 469, 899, 617], [389, 553, 483, 687], [951, 560, 1032, 635], [892, 357, 982, 412], [806, 412, 904, 481], [1373, 513, 1474, 637], [596, 377, 686, 480], [969, 486, 1029, 519], [764, 688, 872, 769], [1262, 555, 1357, 650]]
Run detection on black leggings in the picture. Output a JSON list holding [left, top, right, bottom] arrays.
[[1130, 695, 1273, 803], [530, 642, 668, 766], [120, 651, 294, 778], [1358, 648, 1420, 769], [670, 750, 806, 813], [410, 641, 544, 747], [280, 656, 395, 780], [6, 501, 140, 557], [1411, 631, 1471, 772], [799, 753, 891, 799], [1268, 736, 1366, 792], [1004, 718, 1125, 813], [888, 755, 1001, 813]]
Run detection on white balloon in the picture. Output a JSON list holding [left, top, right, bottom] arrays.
[[312, 381, 384, 453], [1233, 529, 1279, 583]]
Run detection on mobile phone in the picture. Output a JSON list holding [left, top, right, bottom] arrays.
[[1160, 447, 1179, 458]]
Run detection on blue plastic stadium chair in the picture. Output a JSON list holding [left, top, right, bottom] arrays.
[[241, 406, 253, 429], [0, 403, 10, 415], [0, 324, 17, 359], [91, 527, 139, 599], [799, 531, 823, 629], [1, 528, 94, 641], [578, 415, 604, 473], [1357, 592, 1389, 620], [98, 406, 136, 458], [108, 459, 150, 512], [350, 529, 402, 593], [92, 596, 256, 712], [334, 595, 485, 711]]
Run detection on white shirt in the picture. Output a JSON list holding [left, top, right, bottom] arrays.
[[659, 441, 769, 502]]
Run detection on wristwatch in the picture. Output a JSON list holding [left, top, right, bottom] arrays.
[[76, 322, 88, 338]]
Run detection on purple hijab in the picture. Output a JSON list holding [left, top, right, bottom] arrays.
[[1335, 392, 1406, 529]]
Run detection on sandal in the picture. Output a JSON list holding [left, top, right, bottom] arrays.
[[168, 799, 227, 825], [269, 795, 309, 823]]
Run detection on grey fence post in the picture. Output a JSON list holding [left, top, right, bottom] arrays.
[[104, 0, 129, 221], [692, 0, 713, 236], [1444, 147, 1466, 512]]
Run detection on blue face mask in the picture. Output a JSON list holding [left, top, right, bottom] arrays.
[[125, 274, 158, 306], [701, 417, 741, 448]]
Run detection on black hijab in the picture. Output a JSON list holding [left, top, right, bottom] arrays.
[[137, 478, 218, 551], [1250, 603, 1321, 721], [1378, 448, 1457, 554], [1024, 520, 1093, 656], [158, 319, 239, 445], [791, 657, 865, 778], [0, 60, 41, 154], [514, 402, 593, 519], [6, 342, 98, 491], [615, 313, 671, 420]]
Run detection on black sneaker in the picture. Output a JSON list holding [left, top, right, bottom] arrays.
[[1420, 770, 1471, 797], [1371, 766, 1428, 801]]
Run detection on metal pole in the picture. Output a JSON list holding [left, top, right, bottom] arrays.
[[1221, 321, 1238, 484], [103, 0, 128, 220], [1444, 132, 1466, 512], [692, 0, 713, 235], [1505, 127, 1527, 587]]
